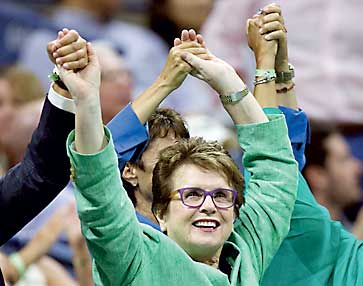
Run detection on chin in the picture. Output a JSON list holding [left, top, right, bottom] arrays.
[[190, 233, 224, 253]]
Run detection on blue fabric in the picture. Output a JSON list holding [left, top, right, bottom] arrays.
[[135, 212, 161, 231], [244, 107, 310, 189], [263, 107, 310, 171], [107, 104, 149, 171]]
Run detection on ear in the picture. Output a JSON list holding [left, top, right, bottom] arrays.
[[155, 211, 167, 232], [122, 162, 138, 187], [304, 165, 329, 191]]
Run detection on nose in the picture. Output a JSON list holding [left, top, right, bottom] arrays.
[[199, 195, 217, 214]]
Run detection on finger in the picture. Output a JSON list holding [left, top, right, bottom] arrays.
[[174, 38, 182, 46], [261, 3, 281, 15], [55, 48, 87, 65], [181, 52, 204, 70], [57, 30, 63, 41], [262, 13, 283, 24], [87, 42, 99, 66], [54, 38, 87, 57], [62, 28, 70, 35], [55, 29, 80, 48], [182, 47, 209, 55], [196, 34, 206, 48], [177, 41, 203, 49], [188, 29, 197, 41], [197, 54, 212, 60], [264, 30, 285, 41], [47, 40, 57, 54], [62, 58, 89, 70], [260, 21, 284, 34], [181, 29, 190, 42]]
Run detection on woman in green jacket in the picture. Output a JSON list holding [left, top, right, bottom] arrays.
[[60, 26, 298, 285]]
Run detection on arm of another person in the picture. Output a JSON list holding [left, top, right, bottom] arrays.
[[55, 35, 206, 170], [0, 29, 88, 245], [252, 4, 308, 170]]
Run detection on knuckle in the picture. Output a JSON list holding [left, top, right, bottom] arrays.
[[72, 41, 80, 51], [69, 29, 79, 37]]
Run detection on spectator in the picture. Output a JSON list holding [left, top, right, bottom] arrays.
[[18, 0, 168, 100], [0, 65, 44, 169], [303, 125, 362, 224]]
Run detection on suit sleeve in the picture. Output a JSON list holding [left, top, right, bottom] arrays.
[[0, 97, 74, 245]]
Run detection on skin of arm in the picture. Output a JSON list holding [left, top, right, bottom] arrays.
[[247, 4, 297, 110], [181, 31, 298, 281]]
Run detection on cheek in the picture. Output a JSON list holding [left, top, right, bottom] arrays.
[[222, 210, 235, 229]]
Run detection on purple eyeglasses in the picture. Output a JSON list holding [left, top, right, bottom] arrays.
[[171, 187, 238, 209]]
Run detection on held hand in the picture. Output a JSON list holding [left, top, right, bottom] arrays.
[[258, 4, 288, 71], [158, 29, 209, 91], [182, 51, 244, 97], [246, 17, 277, 67], [176, 29, 244, 97], [47, 28, 88, 70], [57, 43, 100, 104]]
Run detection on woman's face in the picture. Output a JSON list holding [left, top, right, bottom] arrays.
[[159, 163, 235, 262]]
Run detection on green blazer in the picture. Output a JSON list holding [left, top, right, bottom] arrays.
[[68, 114, 298, 286]]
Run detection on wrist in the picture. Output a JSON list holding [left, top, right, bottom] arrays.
[[275, 59, 289, 72], [53, 82, 72, 99], [218, 79, 246, 98], [155, 76, 178, 94], [256, 57, 275, 70]]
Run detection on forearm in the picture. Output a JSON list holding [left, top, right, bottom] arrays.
[[69, 238, 93, 286], [235, 115, 298, 274], [68, 129, 143, 285], [220, 73, 268, 125], [131, 77, 174, 124], [276, 78, 297, 110], [75, 95, 106, 154], [253, 56, 277, 108], [18, 213, 64, 267]]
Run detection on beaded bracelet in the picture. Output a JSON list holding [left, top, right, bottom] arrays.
[[9, 253, 26, 278], [254, 69, 276, 86]]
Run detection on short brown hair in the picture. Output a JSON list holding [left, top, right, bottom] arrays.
[[123, 108, 190, 205], [152, 137, 244, 217]]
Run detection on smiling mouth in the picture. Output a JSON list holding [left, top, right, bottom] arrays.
[[192, 220, 220, 230]]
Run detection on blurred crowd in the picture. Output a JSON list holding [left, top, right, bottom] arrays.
[[0, 0, 362, 285]]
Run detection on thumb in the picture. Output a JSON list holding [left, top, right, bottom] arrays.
[[57, 65, 77, 92], [181, 52, 204, 70], [87, 42, 99, 67]]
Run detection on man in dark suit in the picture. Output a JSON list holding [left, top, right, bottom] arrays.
[[0, 29, 87, 285]]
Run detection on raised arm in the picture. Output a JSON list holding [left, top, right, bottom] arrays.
[[61, 37, 211, 285], [247, 4, 309, 170], [182, 31, 298, 280], [0, 29, 87, 245]]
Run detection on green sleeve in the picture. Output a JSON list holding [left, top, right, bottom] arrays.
[[234, 114, 298, 279], [67, 127, 143, 286]]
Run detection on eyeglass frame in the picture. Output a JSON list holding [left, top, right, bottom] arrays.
[[170, 187, 238, 209]]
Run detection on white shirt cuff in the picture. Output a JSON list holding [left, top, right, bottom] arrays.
[[48, 84, 76, 114]]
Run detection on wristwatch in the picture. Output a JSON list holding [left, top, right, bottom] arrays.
[[219, 87, 249, 105], [276, 63, 295, 83]]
